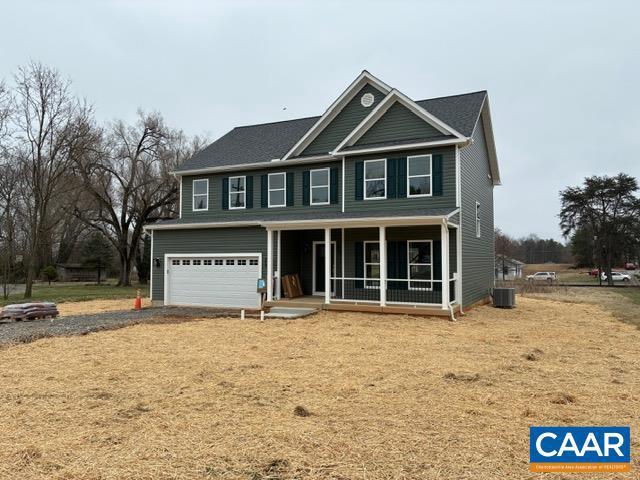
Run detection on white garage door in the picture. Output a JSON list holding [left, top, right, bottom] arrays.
[[166, 255, 261, 308]]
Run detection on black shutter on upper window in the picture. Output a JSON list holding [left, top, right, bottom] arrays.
[[355, 161, 364, 200], [433, 154, 443, 196], [246, 176, 253, 209], [387, 158, 397, 199], [302, 171, 310, 206], [286, 172, 294, 206], [261, 175, 268, 208], [222, 177, 229, 210], [397, 158, 407, 198], [330, 167, 338, 204]]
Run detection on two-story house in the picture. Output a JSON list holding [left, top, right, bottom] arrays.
[[147, 71, 500, 317]]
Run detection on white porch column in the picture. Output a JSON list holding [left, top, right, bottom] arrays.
[[266, 229, 273, 302], [379, 226, 387, 307], [324, 228, 331, 304], [441, 222, 450, 309], [276, 230, 282, 299]]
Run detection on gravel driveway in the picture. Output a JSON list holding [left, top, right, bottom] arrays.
[[0, 307, 240, 345]]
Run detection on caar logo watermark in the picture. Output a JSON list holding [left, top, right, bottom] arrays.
[[530, 426, 631, 472]]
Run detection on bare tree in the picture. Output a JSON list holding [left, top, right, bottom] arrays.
[[74, 111, 202, 286], [12, 62, 94, 297]]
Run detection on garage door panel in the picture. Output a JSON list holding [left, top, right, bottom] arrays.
[[166, 255, 261, 308]]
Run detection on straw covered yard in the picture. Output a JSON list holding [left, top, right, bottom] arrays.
[[1, 296, 639, 479]]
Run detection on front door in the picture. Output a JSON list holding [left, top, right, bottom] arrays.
[[313, 241, 336, 295]]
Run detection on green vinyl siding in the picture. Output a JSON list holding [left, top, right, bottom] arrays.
[[302, 83, 385, 156], [180, 161, 341, 222], [344, 146, 457, 213], [460, 116, 495, 307], [355, 102, 446, 146], [151, 227, 267, 302]]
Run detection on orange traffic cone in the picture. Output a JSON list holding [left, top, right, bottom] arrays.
[[134, 289, 142, 310]]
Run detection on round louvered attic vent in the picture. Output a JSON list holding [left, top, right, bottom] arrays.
[[361, 92, 374, 107]]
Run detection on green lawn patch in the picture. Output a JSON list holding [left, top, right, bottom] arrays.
[[0, 283, 149, 307]]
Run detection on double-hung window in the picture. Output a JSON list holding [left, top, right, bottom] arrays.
[[229, 176, 246, 209], [310, 168, 330, 205], [364, 241, 380, 288], [476, 202, 481, 237], [407, 155, 432, 197], [408, 240, 433, 290], [268, 172, 286, 207], [364, 159, 386, 200], [192, 179, 208, 211]]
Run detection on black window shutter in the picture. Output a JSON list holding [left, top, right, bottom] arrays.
[[354, 241, 364, 288], [387, 158, 397, 199], [286, 172, 294, 206], [355, 161, 364, 200], [397, 241, 408, 290], [246, 176, 253, 209], [261, 175, 268, 208], [433, 154, 443, 196], [302, 171, 310, 206], [397, 158, 407, 198], [330, 167, 339, 204], [433, 240, 442, 292], [222, 177, 229, 210]]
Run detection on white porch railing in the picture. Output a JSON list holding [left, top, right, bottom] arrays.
[[330, 277, 445, 305]]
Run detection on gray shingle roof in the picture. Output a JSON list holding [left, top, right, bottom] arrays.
[[148, 207, 458, 229], [176, 91, 486, 173]]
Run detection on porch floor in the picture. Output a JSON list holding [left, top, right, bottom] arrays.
[[265, 295, 459, 318]]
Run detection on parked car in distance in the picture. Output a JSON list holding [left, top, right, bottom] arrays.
[[527, 272, 557, 283], [624, 262, 637, 270], [589, 268, 600, 277], [601, 271, 631, 282]]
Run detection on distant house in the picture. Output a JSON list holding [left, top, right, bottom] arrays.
[[56, 264, 108, 282], [495, 255, 525, 280]]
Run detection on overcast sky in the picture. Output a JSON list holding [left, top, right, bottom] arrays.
[[2, 0, 638, 241]]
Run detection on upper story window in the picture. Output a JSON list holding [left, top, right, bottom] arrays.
[[229, 176, 246, 209], [310, 168, 330, 205], [268, 172, 286, 208], [407, 155, 432, 197], [364, 159, 386, 200], [476, 202, 481, 237], [192, 179, 208, 211]]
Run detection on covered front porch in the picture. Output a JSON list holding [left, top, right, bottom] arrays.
[[263, 217, 460, 316]]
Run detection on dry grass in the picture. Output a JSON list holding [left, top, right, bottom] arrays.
[[1, 297, 639, 479], [57, 298, 151, 317], [523, 263, 575, 275]]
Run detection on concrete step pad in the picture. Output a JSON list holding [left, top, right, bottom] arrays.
[[264, 307, 317, 319]]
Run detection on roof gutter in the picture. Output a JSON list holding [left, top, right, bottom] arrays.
[[171, 154, 335, 176], [144, 210, 460, 232]]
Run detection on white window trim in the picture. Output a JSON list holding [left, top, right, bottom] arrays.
[[363, 240, 381, 289], [408, 240, 434, 291], [407, 154, 433, 198], [310, 167, 330, 206], [268, 172, 287, 208], [363, 158, 387, 200], [228, 175, 246, 210], [192, 179, 209, 212], [475, 201, 481, 238]]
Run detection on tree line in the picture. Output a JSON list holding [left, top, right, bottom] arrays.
[[495, 229, 573, 265], [0, 62, 206, 298]]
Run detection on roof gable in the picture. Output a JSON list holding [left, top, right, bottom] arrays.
[[282, 71, 392, 160], [301, 82, 386, 156], [333, 89, 464, 154], [354, 101, 451, 147]]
